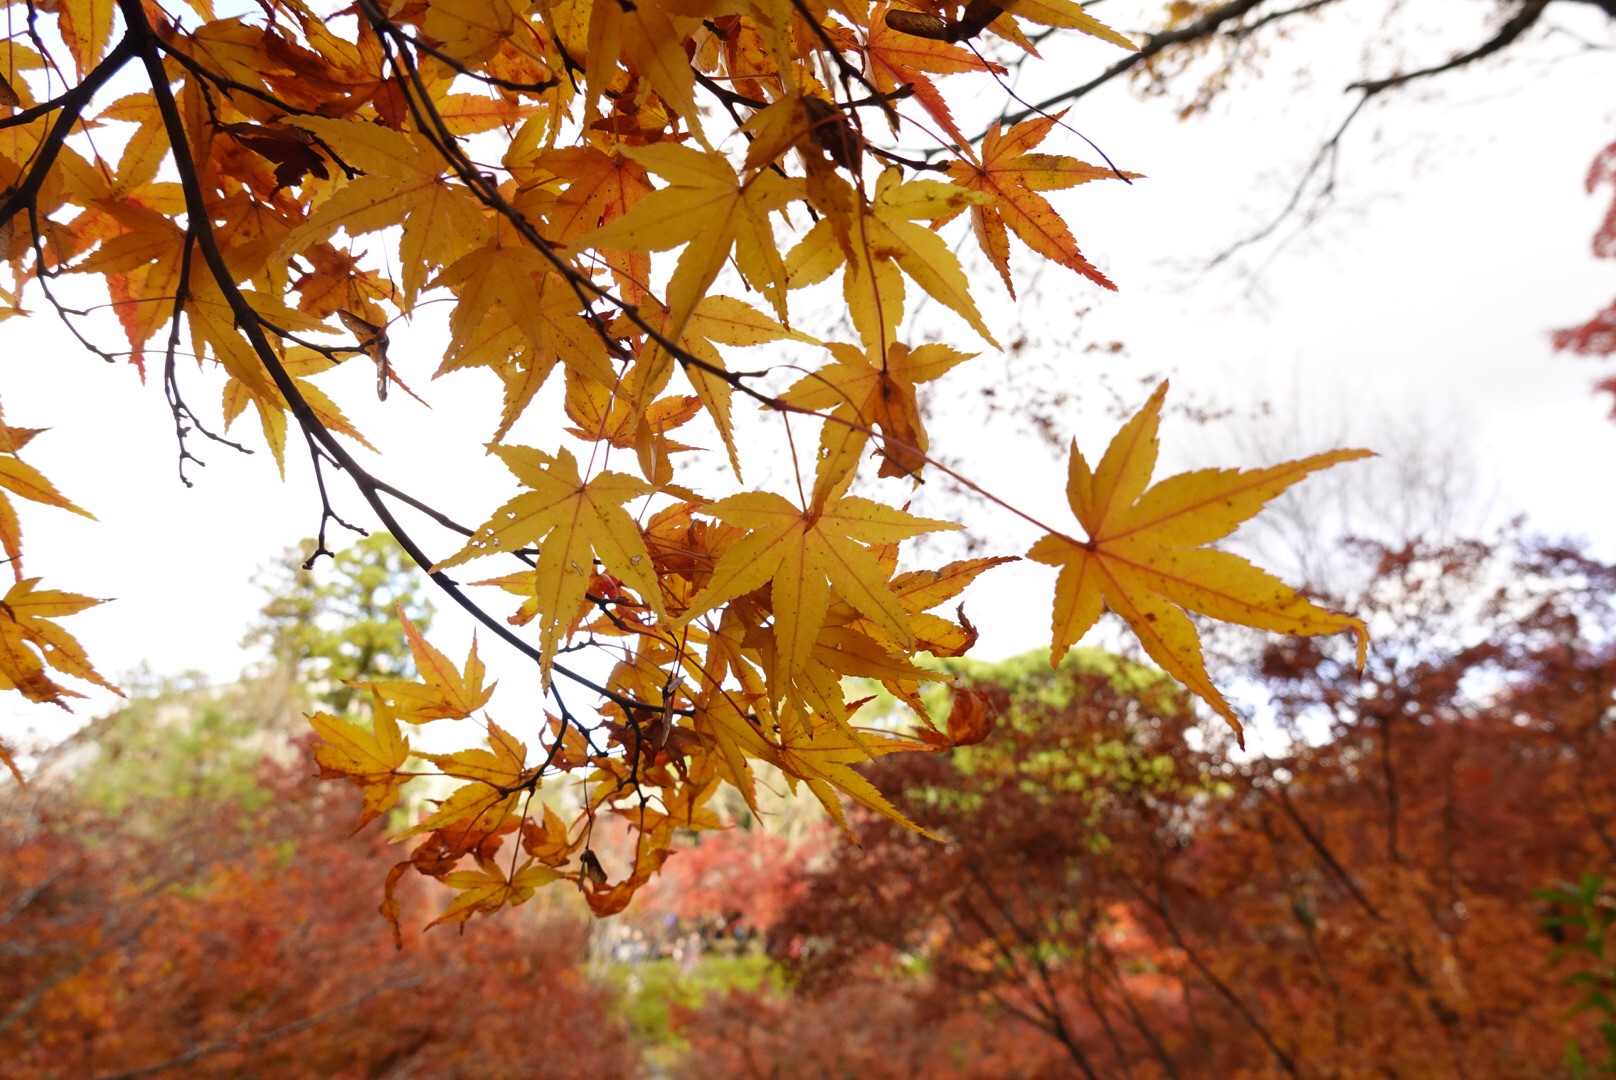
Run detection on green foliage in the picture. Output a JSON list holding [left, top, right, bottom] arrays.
[[74, 674, 276, 831], [247, 533, 433, 714], [1540, 874, 1616, 1076], [856, 646, 1184, 727], [858, 647, 1205, 823], [603, 955, 777, 1070], [73, 534, 433, 835]]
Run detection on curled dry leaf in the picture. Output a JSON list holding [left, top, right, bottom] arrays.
[[946, 685, 999, 747]]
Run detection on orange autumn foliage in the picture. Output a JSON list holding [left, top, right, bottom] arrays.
[[676, 979, 1078, 1078], [0, 743, 635, 1080]]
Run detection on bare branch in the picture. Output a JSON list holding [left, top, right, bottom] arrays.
[[1349, 0, 1553, 94], [987, 0, 1269, 134]]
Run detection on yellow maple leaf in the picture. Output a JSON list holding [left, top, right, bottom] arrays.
[[284, 117, 491, 307], [422, 0, 522, 65], [222, 345, 376, 465], [563, 379, 705, 488], [842, 554, 1018, 664], [364, 611, 495, 722], [55, 0, 115, 77], [310, 703, 411, 831], [401, 781, 521, 841], [422, 718, 528, 788], [781, 338, 974, 499], [580, 143, 801, 332], [775, 707, 938, 839], [793, 621, 951, 732], [427, 860, 560, 929], [786, 167, 996, 350], [996, 0, 1139, 51], [434, 446, 664, 682], [0, 577, 117, 709], [690, 688, 777, 815], [676, 491, 959, 683], [1027, 382, 1370, 739], [581, 0, 706, 144], [433, 92, 535, 136], [0, 419, 94, 578], [605, 294, 819, 478], [433, 230, 614, 441], [522, 802, 579, 868], [435, 225, 612, 386], [938, 112, 1140, 295], [564, 382, 703, 452]]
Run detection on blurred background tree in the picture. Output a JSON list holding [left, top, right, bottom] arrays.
[[1, 743, 633, 1080], [245, 533, 433, 715]]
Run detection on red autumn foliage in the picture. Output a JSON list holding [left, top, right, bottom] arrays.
[[674, 979, 1076, 1079], [633, 824, 824, 933], [680, 535, 1616, 1078], [1557, 137, 1616, 409], [0, 744, 635, 1080]]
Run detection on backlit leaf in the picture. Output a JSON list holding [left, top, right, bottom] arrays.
[[1027, 382, 1370, 740], [435, 447, 663, 683], [310, 704, 411, 831]]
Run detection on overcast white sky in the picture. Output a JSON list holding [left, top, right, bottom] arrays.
[[1, 0, 1612, 753]]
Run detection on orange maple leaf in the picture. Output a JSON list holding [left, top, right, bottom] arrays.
[[0, 578, 117, 710], [865, 2, 1007, 147], [534, 146, 655, 304], [938, 112, 1139, 295], [284, 117, 490, 307], [0, 419, 93, 579]]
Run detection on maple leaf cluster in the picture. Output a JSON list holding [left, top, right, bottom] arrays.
[[0, 406, 115, 779], [0, 0, 1369, 922]]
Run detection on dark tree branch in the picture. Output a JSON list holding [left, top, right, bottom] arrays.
[[988, 0, 1269, 133], [161, 228, 251, 487], [0, 35, 137, 228], [981, 0, 1567, 270], [385, 28, 558, 94], [1125, 872, 1304, 1079], [1229, 0, 1340, 39], [117, 0, 662, 729], [1348, 0, 1553, 94], [153, 38, 327, 118], [1093, 934, 1184, 1079], [1204, 92, 1365, 270], [1266, 780, 1385, 921], [0, 84, 106, 131]]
